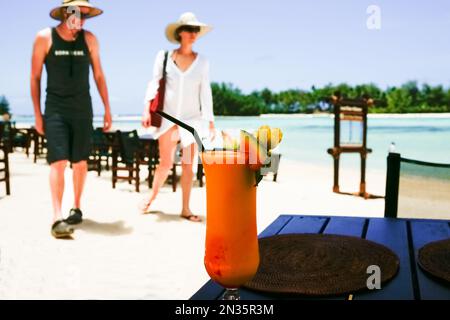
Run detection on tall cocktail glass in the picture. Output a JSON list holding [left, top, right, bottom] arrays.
[[201, 150, 260, 300], [153, 111, 260, 300]]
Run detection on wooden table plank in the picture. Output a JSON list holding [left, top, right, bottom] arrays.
[[259, 215, 293, 238], [355, 218, 415, 300], [410, 220, 450, 300], [323, 216, 366, 237], [278, 216, 328, 235], [321, 216, 368, 301]]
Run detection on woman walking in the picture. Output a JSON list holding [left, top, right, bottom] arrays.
[[141, 12, 215, 222]]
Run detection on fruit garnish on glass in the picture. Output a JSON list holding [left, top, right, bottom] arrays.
[[221, 130, 240, 151], [239, 126, 283, 185]]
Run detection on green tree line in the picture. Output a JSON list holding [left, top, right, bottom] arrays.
[[211, 81, 450, 115]]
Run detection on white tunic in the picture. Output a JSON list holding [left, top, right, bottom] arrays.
[[144, 49, 214, 148]]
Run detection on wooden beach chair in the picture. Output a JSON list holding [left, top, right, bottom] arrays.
[[129, 134, 177, 191], [169, 142, 205, 191], [110, 130, 164, 192], [139, 135, 159, 188], [31, 129, 47, 163], [112, 130, 147, 192], [385, 152, 450, 219], [0, 121, 14, 153], [6, 123, 33, 156], [12, 127, 33, 157], [260, 152, 282, 182], [88, 128, 114, 176]]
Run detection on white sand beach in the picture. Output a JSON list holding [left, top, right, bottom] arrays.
[[0, 152, 388, 299]]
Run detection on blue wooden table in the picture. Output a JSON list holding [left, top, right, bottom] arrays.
[[191, 215, 450, 300]]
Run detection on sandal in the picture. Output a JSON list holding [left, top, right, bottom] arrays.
[[180, 214, 202, 222], [65, 208, 83, 225], [51, 220, 74, 239]]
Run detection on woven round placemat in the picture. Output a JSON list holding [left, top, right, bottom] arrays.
[[418, 238, 450, 284], [244, 234, 399, 296]]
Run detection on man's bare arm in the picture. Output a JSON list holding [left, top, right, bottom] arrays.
[[30, 29, 50, 135], [85, 31, 112, 131]]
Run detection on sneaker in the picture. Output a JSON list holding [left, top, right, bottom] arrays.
[[51, 220, 74, 239], [65, 208, 83, 225]]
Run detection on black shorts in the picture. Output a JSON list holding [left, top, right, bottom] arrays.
[[44, 114, 93, 164]]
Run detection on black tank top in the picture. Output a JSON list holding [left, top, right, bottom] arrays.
[[45, 27, 92, 118]]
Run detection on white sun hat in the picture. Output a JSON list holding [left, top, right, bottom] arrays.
[[165, 12, 212, 44]]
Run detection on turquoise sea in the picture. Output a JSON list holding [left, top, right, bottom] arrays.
[[12, 114, 450, 172]]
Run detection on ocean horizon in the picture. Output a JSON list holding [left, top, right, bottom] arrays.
[[9, 113, 450, 172]]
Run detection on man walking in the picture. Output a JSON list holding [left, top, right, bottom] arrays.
[[31, 0, 112, 238]]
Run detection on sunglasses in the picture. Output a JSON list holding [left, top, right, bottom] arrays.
[[78, 13, 91, 19], [63, 9, 91, 19], [178, 25, 201, 33]]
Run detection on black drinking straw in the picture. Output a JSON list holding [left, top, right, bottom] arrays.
[[157, 111, 205, 152]]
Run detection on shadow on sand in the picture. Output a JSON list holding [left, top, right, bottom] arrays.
[[75, 219, 134, 236], [144, 210, 205, 224]]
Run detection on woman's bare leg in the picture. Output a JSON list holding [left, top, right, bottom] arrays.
[[140, 125, 179, 212], [180, 142, 201, 221]]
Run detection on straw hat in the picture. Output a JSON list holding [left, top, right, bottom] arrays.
[[50, 0, 103, 21], [165, 12, 212, 44]]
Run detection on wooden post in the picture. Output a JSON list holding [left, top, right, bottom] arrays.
[[334, 103, 340, 149], [360, 151, 367, 196], [135, 158, 140, 193], [333, 152, 340, 193], [385, 152, 401, 218], [112, 146, 117, 189], [5, 150, 10, 195]]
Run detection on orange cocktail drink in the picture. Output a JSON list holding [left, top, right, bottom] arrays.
[[201, 150, 260, 289]]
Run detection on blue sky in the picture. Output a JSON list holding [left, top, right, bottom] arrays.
[[1, 0, 450, 115]]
